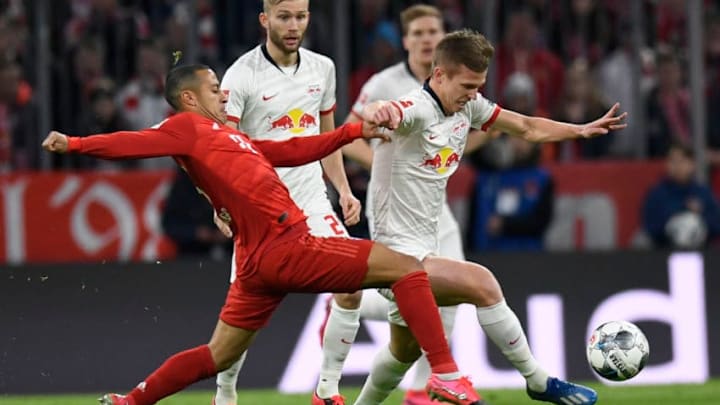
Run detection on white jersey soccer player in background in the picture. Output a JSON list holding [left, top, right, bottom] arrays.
[[215, 1, 363, 405], [354, 29, 626, 405], [338, 5, 490, 404]]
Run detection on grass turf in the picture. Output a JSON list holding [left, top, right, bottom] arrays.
[[2, 380, 719, 404]]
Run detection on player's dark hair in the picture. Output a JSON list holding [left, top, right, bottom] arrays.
[[433, 29, 494, 75], [164, 64, 209, 110]]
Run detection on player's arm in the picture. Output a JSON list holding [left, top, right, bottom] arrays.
[[491, 103, 627, 143], [464, 128, 500, 154], [41, 119, 193, 158], [341, 113, 374, 171], [319, 113, 362, 225], [253, 122, 389, 167]]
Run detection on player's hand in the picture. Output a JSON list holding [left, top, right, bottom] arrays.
[[42, 131, 69, 153], [363, 101, 401, 130], [213, 210, 233, 238], [360, 121, 391, 143], [339, 192, 361, 226], [579, 103, 628, 138]]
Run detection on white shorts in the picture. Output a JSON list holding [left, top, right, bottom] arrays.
[[381, 203, 464, 326], [229, 211, 348, 282]]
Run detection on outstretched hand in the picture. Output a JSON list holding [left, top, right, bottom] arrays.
[[42, 131, 70, 153], [579, 103, 628, 138]]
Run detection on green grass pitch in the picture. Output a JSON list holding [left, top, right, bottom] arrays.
[[2, 380, 719, 404]]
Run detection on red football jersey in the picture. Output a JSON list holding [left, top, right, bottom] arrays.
[[67, 111, 363, 265]]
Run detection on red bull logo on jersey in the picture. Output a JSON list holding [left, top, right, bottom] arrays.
[[268, 108, 318, 134], [420, 147, 460, 174]]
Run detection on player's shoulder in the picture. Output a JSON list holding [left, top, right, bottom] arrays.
[[376, 62, 410, 81], [150, 111, 197, 132], [398, 88, 431, 108], [363, 63, 406, 88], [466, 92, 499, 114], [224, 46, 263, 76], [167, 111, 203, 125], [299, 47, 335, 70]]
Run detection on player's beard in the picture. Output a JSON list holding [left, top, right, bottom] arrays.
[[268, 25, 304, 55]]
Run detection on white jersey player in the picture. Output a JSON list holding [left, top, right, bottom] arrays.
[[338, 5, 481, 403], [214, 1, 363, 405], [222, 45, 341, 233], [354, 29, 626, 405]]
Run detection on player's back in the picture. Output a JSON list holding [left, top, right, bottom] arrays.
[[168, 112, 307, 266], [222, 45, 337, 215]]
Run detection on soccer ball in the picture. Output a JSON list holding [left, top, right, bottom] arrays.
[[586, 321, 649, 381]]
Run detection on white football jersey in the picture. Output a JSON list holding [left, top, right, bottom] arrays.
[[371, 84, 500, 259], [351, 62, 422, 117], [221, 45, 337, 215], [351, 62, 422, 230]]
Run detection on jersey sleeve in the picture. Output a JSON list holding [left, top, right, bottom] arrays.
[[221, 64, 253, 125], [469, 93, 501, 131], [253, 122, 363, 167], [67, 113, 195, 158], [390, 96, 427, 137], [320, 60, 337, 114]]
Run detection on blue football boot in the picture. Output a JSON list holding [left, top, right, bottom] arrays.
[[527, 377, 598, 404]]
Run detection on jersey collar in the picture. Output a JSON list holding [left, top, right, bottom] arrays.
[[261, 43, 301, 75], [404, 60, 428, 85], [423, 79, 449, 116]]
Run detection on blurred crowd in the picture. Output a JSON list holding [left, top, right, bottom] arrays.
[[3, 0, 720, 252]]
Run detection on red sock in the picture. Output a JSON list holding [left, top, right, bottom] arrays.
[[392, 271, 457, 374], [127, 345, 217, 405]]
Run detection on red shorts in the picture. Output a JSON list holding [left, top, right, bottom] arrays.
[[220, 224, 373, 330]]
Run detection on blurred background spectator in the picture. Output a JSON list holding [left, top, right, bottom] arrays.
[[468, 134, 554, 251], [642, 143, 720, 249], [0, 58, 35, 172], [468, 72, 554, 251], [552, 58, 613, 160], [645, 47, 691, 158]]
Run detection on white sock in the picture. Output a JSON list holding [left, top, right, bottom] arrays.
[[409, 305, 458, 390], [359, 289, 390, 321], [476, 300, 549, 392], [316, 299, 361, 398], [214, 351, 247, 405], [354, 345, 413, 405]]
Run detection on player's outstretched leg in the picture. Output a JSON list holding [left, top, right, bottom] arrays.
[[98, 320, 257, 405], [403, 305, 457, 405], [362, 243, 483, 405], [355, 305, 487, 405], [212, 351, 247, 405], [313, 291, 362, 405], [424, 256, 597, 405]]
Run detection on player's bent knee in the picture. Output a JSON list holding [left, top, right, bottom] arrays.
[[466, 262, 503, 306], [334, 291, 362, 309]]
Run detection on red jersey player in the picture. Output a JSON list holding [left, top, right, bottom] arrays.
[[42, 64, 486, 405]]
